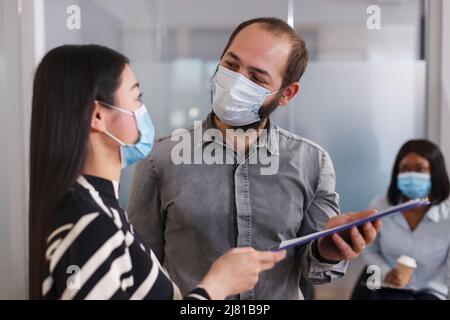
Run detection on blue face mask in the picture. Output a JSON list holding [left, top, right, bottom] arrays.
[[101, 102, 155, 169], [397, 172, 432, 200]]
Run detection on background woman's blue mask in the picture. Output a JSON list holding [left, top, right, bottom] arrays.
[[397, 172, 432, 199]]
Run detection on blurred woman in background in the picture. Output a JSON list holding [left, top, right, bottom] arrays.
[[363, 139, 450, 300]]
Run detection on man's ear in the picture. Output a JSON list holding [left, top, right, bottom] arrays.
[[278, 82, 300, 107], [91, 101, 107, 133]]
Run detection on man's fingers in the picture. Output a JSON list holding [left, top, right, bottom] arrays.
[[350, 227, 366, 253], [362, 222, 378, 244], [372, 219, 382, 232], [332, 233, 356, 259]]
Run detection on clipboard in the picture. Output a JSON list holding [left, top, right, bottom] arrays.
[[272, 198, 430, 252]]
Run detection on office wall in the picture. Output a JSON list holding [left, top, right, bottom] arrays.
[[0, 0, 28, 299], [441, 1, 450, 172], [44, 0, 122, 51], [278, 61, 426, 212], [426, 0, 450, 175]]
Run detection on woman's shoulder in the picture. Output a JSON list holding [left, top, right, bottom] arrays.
[[437, 197, 450, 209], [431, 198, 450, 221], [46, 187, 115, 244], [53, 188, 98, 224]]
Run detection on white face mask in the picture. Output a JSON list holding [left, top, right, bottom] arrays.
[[212, 66, 280, 127]]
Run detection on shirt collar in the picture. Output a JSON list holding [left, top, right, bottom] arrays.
[[198, 112, 280, 156], [79, 175, 120, 200]]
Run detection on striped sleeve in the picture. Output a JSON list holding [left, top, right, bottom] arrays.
[[43, 211, 210, 300], [43, 212, 133, 299]]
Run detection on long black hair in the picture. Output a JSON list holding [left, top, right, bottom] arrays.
[[29, 45, 129, 299], [387, 139, 450, 206]]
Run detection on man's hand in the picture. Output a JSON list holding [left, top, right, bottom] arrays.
[[317, 210, 382, 261]]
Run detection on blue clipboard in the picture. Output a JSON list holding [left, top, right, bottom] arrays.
[[272, 198, 430, 252]]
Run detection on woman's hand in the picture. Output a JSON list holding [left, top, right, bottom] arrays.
[[384, 268, 411, 288], [198, 247, 286, 300]]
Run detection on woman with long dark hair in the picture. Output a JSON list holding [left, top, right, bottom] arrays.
[[29, 45, 285, 300], [362, 139, 450, 300]]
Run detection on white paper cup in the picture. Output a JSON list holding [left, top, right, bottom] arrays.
[[396, 255, 417, 284]]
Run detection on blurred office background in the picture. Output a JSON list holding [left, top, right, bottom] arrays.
[[1, 0, 449, 299]]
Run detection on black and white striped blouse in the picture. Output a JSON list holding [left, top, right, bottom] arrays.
[[42, 175, 210, 300]]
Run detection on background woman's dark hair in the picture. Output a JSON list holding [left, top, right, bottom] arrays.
[[387, 139, 450, 206], [29, 44, 129, 299]]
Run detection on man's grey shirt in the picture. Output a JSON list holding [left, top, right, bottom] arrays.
[[127, 113, 348, 300]]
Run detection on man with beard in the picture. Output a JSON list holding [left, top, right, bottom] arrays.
[[127, 17, 381, 300]]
